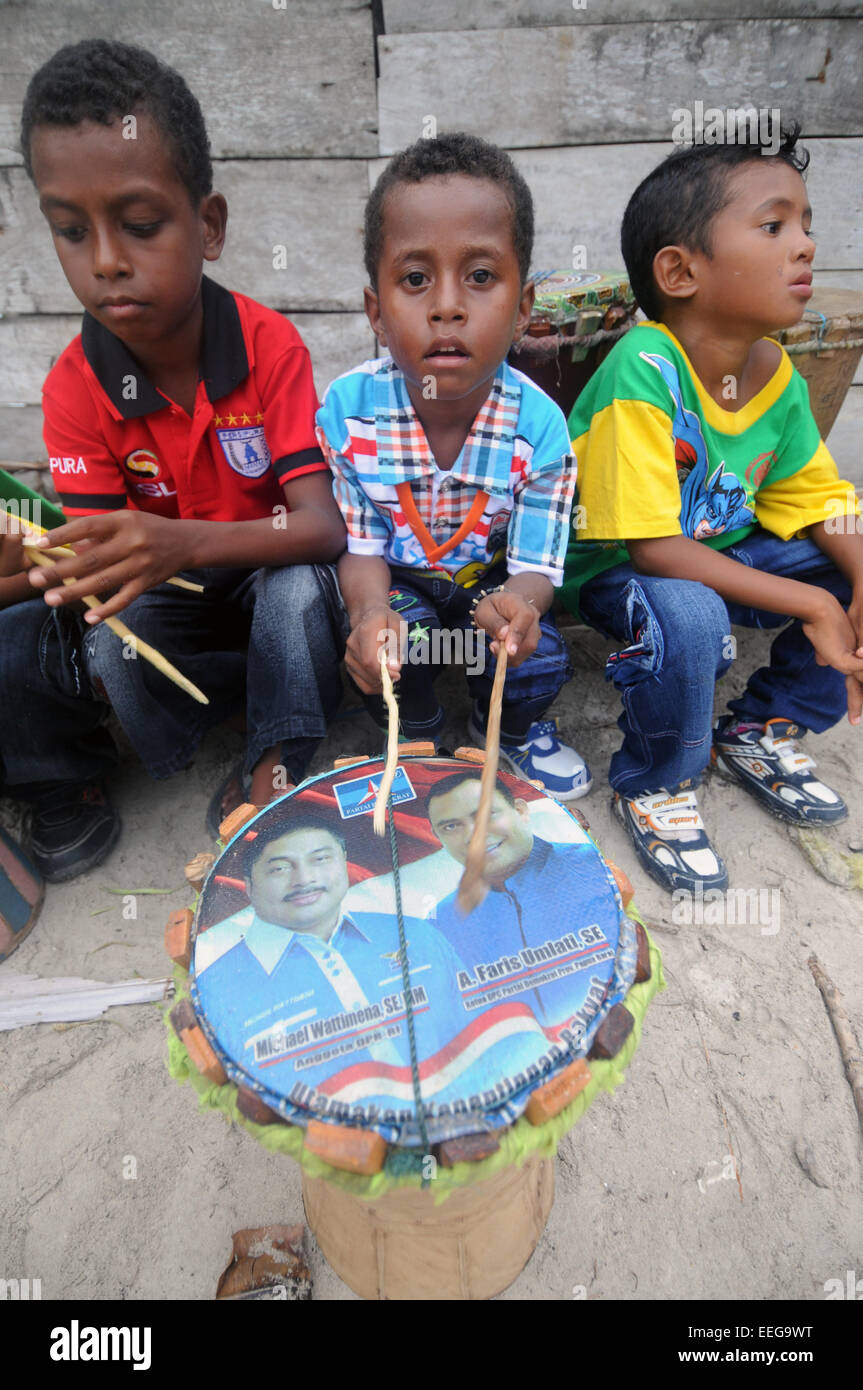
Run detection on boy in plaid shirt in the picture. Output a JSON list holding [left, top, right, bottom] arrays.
[[316, 134, 590, 800]]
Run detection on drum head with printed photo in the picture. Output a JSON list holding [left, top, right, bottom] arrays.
[[190, 757, 637, 1145]]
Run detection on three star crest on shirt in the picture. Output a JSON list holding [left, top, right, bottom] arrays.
[[216, 424, 272, 478]]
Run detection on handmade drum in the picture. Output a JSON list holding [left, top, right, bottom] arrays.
[[166, 751, 662, 1300], [509, 270, 638, 419], [771, 287, 863, 439]]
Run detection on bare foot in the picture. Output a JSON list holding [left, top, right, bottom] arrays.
[[249, 744, 295, 806]]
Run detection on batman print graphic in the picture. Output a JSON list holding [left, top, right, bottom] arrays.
[[640, 351, 757, 540]]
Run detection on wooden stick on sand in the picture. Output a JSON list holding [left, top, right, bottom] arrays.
[[373, 649, 400, 837], [25, 547, 209, 705], [456, 646, 508, 916], [808, 953, 863, 1138]]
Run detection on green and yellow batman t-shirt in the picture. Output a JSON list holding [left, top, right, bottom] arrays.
[[560, 321, 859, 615]]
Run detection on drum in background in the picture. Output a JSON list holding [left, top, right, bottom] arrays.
[[771, 288, 863, 440], [0, 828, 44, 962], [165, 750, 662, 1300], [509, 270, 639, 419]]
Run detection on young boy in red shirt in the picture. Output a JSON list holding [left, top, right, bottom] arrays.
[[1, 39, 345, 881]]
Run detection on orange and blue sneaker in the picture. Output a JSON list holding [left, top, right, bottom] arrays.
[[613, 783, 728, 894], [712, 716, 847, 825]]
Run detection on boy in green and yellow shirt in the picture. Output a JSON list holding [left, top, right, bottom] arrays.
[[561, 123, 863, 895]]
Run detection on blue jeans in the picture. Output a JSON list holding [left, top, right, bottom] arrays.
[[0, 565, 346, 790], [0, 599, 118, 793], [84, 564, 347, 781], [578, 529, 851, 795], [356, 565, 573, 743]]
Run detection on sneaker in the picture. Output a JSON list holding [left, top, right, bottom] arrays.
[[26, 782, 121, 884], [613, 785, 728, 894], [712, 716, 847, 825], [468, 711, 592, 801]]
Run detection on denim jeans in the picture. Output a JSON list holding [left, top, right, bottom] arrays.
[[356, 564, 573, 743], [0, 598, 118, 793], [578, 529, 851, 795], [83, 564, 347, 781], [0, 565, 347, 791]]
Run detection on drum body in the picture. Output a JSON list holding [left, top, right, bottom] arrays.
[[302, 1155, 553, 1300], [772, 288, 863, 439], [168, 751, 662, 1300], [509, 270, 638, 419]]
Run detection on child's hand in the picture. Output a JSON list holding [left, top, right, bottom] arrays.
[[802, 594, 863, 724], [0, 528, 33, 578], [345, 604, 405, 694], [27, 511, 193, 622], [473, 590, 541, 667]]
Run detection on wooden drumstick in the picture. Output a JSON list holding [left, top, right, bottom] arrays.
[[4, 510, 204, 592], [25, 547, 210, 705], [456, 645, 508, 915], [373, 648, 400, 837]]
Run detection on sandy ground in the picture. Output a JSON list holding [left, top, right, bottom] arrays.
[[2, 404, 862, 1303]]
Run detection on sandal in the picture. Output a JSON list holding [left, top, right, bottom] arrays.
[[206, 762, 252, 841]]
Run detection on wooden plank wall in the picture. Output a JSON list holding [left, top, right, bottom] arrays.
[[1, 0, 861, 483]]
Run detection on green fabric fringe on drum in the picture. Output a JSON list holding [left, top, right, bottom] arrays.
[[165, 906, 664, 1204]]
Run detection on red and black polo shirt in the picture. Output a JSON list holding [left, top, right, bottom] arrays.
[[42, 276, 328, 521]]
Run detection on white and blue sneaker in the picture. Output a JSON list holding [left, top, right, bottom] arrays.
[[712, 716, 847, 825], [468, 711, 592, 801]]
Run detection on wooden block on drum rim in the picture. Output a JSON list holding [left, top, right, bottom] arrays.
[[437, 1131, 501, 1167], [304, 1119, 387, 1175], [169, 996, 198, 1039], [526, 1058, 591, 1125], [589, 1002, 635, 1060], [606, 860, 635, 909], [333, 755, 368, 769], [180, 1023, 228, 1087], [164, 907, 194, 970], [218, 802, 260, 842], [634, 920, 652, 984], [453, 746, 486, 765], [184, 850, 216, 894], [397, 740, 437, 758], [237, 1086, 284, 1127]]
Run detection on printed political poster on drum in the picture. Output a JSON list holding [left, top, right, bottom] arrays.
[[191, 758, 638, 1145]]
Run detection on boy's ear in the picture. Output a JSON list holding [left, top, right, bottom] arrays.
[[364, 285, 388, 349], [201, 192, 228, 264], [512, 279, 536, 345], [652, 245, 698, 304]]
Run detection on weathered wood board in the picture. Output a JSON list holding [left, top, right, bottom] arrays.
[[0, 311, 374, 462], [0, 0, 377, 166], [0, 407, 46, 466], [378, 19, 862, 151], [0, 310, 373, 404], [0, 159, 370, 315], [368, 138, 863, 273], [383, 0, 863, 32]]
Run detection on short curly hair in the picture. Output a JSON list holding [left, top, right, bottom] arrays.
[[364, 132, 534, 290], [20, 38, 212, 204], [621, 121, 810, 322]]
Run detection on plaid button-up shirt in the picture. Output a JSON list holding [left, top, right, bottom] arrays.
[[316, 357, 576, 585]]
